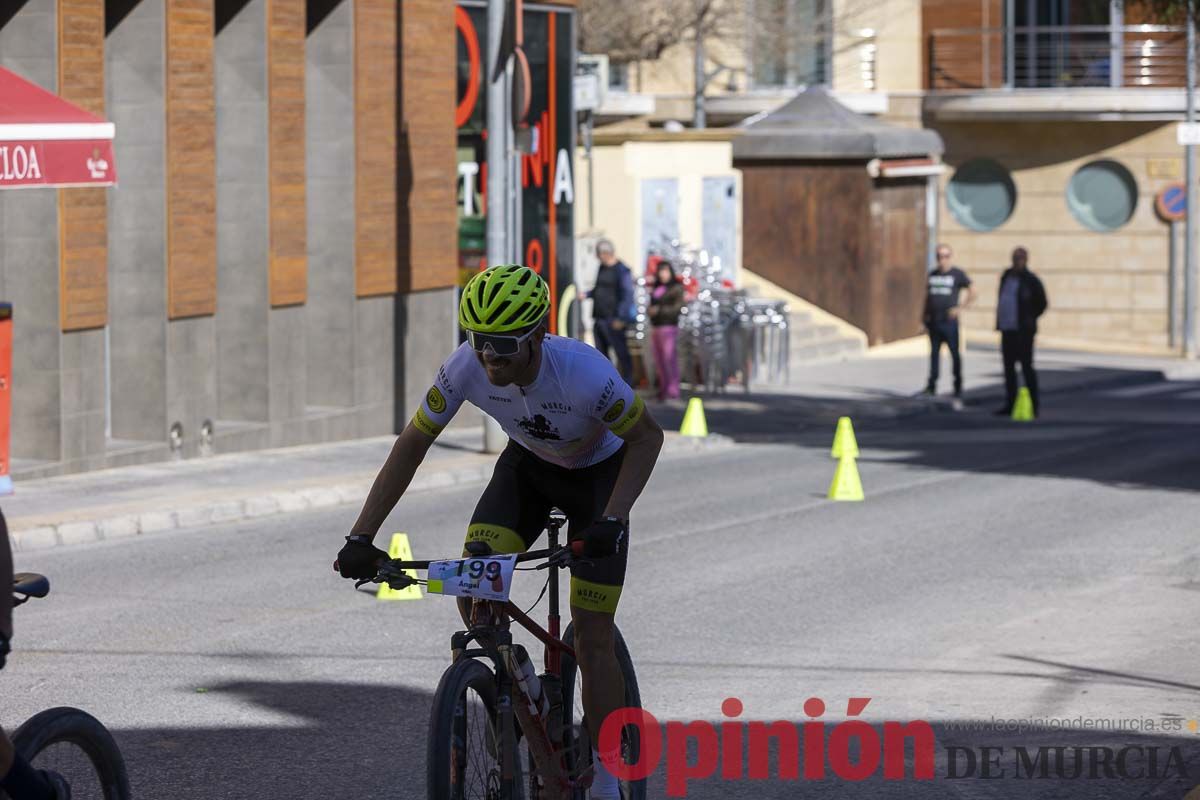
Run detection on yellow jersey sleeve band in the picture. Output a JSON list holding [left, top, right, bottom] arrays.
[[607, 395, 645, 437], [412, 408, 445, 438], [465, 523, 528, 555], [569, 576, 622, 614]]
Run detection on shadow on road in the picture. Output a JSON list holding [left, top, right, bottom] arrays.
[[111, 680, 432, 799], [104, 676, 1200, 799], [648, 365, 1200, 494]]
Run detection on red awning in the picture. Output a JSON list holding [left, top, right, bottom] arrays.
[[0, 67, 117, 189]]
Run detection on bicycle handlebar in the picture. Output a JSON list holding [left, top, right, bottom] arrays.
[[379, 541, 585, 572], [355, 541, 588, 591]]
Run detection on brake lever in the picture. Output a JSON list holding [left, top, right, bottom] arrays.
[[537, 549, 594, 571]]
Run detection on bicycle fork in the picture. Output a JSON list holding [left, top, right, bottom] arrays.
[[501, 645, 571, 800]]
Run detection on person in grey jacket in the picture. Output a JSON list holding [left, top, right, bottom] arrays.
[[585, 239, 636, 383]]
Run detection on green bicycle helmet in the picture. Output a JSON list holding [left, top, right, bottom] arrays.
[[459, 265, 550, 333]]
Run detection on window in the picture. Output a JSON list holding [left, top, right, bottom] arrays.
[[946, 159, 1017, 232], [1066, 160, 1137, 232], [748, 0, 830, 89], [608, 62, 629, 91]]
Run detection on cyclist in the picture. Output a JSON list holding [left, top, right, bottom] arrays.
[[335, 265, 664, 799], [0, 510, 71, 800]]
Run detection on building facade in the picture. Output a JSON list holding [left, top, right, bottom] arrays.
[[1, 0, 563, 478], [924, 0, 1188, 352], [589, 0, 1191, 354]]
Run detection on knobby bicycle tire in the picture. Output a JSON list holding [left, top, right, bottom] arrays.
[[560, 625, 646, 800], [428, 657, 523, 800], [11, 707, 131, 800]]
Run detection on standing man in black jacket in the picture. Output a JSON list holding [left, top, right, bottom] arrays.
[[995, 247, 1049, 417], [587, 239, 636, 383]]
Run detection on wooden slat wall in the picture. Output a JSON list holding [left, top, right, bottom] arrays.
[[398, 0, 456, 293], [57, 0, 107, 331], [922, 0, 1004, 90], [354, 0, 398, 297], [268, 0, 306, 306], [165, 0, 217, 319], [739, 162, 873, 335], [874, 181, 927, 344]]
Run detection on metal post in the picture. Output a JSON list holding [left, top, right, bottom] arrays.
[[484, 0, 509, 452], [1005, 0, 1015, 87], [1170, 220, 1181, 348], [585, 110, 595, 230], [1109, 0, 1123, 88], [1186, 0, 1197, 358], [1025, 0, 1036, 87]]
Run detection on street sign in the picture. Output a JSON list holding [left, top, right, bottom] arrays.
[[1178, 122, 1200, 146], [574, 73, 599, 112], [1156, 182, 1188, 222]]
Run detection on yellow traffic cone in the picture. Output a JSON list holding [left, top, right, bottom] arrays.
[[830, 416, 859, 459], [680, 397, 708, 437], [1011, 387, 1035, 422], [827, 456, 864, 501], [378, 532, 422, 601]]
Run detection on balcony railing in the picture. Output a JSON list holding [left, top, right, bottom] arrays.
[[929, 25, 1189, 91]]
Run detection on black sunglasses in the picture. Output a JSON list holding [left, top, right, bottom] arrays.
[[466, 326, 539, 356]]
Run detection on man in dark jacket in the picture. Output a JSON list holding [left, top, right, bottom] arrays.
[[587, 239, 636, 383], [995, 247, 1049, 417]]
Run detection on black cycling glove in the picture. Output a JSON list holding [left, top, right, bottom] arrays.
[[335, 534, 389, 580], [582, 516, 628, 559]]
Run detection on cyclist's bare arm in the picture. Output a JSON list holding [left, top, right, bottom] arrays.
[[605, 410, 665, 519], [348, 423, 437, 539]]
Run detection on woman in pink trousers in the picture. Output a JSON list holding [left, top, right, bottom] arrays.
[[647, 260, 685, 401]]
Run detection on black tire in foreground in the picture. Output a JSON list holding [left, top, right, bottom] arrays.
[[12, 707, 131, 800], [560, 624, 646, 800]]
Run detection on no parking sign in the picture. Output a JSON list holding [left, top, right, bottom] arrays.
[[1155, 183, 1187, 222]]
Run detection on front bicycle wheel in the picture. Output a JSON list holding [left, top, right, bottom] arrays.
[[560, 624, 646, 800], [428, 657, 522, 800], [11, 707, 131, 800]]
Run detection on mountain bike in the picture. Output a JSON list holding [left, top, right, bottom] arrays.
[[3, 574, 132, 800], [359, 511, 646, 800]]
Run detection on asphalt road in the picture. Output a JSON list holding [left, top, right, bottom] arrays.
[[5, 378, 1200, 799]]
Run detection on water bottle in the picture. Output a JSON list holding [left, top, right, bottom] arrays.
[[513, 645, 550, 718]]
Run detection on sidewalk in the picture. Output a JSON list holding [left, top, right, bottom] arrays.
[[1, 427, 730, 553], [5, 345, 1194, 553], [764, 344, 1200, 415]]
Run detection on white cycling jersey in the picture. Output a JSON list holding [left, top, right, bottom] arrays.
[[412, 335, 645, 469]]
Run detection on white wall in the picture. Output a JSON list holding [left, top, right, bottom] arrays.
[[575, 138, 742, 280]]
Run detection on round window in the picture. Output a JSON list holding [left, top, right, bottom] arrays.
[[1066, 160, 1138, 232], [946, 159, 1017, 232]]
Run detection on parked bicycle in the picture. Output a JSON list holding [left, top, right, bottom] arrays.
[[357, 511, 646, 800], [2, 574, 131, 800]]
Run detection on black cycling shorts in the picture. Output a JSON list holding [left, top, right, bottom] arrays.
[[466, 440, 626, 614]]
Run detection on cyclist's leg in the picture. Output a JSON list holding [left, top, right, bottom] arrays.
[[556, 448, 628, 752], [458, 440, 551, 624]]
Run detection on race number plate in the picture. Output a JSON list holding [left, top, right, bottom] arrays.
[[426, 555, 517, 602]]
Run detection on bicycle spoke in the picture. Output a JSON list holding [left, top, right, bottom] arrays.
[[447, 685, 505, 799]]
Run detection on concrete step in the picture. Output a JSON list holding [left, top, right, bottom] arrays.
[[788, 337, 866, 366], [790, 323, 841, 342]]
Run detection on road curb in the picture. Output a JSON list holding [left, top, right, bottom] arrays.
[[10, 433, 735, 554]]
